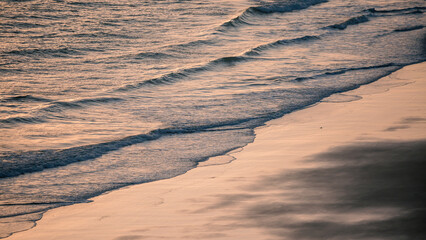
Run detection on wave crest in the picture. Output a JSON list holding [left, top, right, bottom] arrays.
[[220, 0, 328, 29], [246, 35, 320, 56], [117, 35, 320, 91], [326, 15, 369, 30], [251, 0, 328, 14]]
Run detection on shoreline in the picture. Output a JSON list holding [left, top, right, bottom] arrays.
[[6, 62, 426, 240]]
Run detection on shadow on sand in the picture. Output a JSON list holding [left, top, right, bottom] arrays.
[[211, 140, 426, 239]]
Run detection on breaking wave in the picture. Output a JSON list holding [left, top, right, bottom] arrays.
[[117, 35, 320, 91], [220, 0, 328, 29]]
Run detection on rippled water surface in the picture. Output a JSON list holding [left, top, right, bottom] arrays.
[[0, 0, 425, 237]]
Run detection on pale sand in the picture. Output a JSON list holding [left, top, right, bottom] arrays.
[[7, 62, 426, 240]]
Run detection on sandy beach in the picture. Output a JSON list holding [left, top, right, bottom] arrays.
[[7, 62, 426, 240]]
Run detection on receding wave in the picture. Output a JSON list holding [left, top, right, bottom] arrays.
[[0, 118, 262, 179], [292, 63, 399, 82], [0, 133, 154, 179], [220, 0, 328, 29], [117, 35, 320, 91], [326, 15, 369, 30], [394, 25, 424, 32], [0, 201, 80, 207]]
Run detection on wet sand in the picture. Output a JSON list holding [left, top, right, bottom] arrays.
[[7, 62, 426, 240]]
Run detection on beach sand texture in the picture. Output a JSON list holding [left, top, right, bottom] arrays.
[[7, 62, 426, 240]]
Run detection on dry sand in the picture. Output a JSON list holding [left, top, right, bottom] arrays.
[[7, 62, 426, 240]]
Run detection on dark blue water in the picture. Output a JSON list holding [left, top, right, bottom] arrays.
[[0, 0, 425, 237]]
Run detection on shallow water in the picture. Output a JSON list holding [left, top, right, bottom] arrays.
[[0, 0, 425, 237]]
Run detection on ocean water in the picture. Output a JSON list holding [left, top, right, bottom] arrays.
[[0, 0, 424, 237]]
